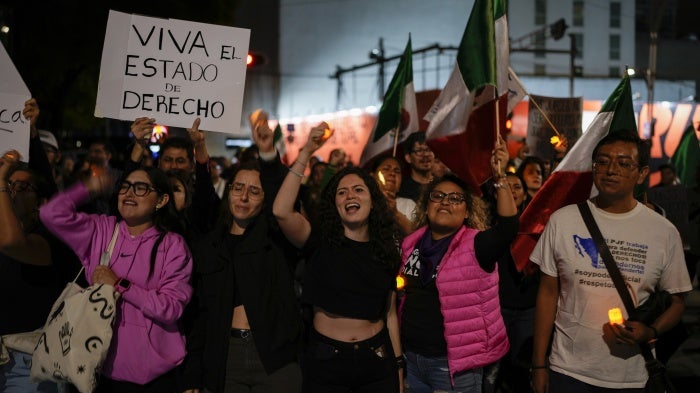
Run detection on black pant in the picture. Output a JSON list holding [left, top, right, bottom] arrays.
[[224, 334, 301, 393], [302, 327, 398, 393]]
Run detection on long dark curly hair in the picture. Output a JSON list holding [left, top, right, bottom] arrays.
[[314, 167, 402, 271]]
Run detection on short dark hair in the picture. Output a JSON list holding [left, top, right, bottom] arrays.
[[160, 137, 195, 163], [591, 132, 650, 167], [402, 131, 427, 153]]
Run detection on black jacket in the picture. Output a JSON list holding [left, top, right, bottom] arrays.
[[179, 155, 302, 392]]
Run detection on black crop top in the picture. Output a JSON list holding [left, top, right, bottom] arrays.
[[303, 237, 394, 320]]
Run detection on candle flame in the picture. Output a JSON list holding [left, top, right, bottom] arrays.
[[608, 307, 623, 325], [321, 126, 334, 141], [378, 171, 386, 185], [396, 275, 405, 290], [550, 136, 561, 145]]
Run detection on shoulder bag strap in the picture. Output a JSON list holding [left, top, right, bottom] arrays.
[[577, 202, 655, 361], [99, 223, 120, 267], [577, 202, 635, 312]]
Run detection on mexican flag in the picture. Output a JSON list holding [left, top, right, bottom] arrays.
[[360, 36, 418, 167], [511, 75, 638, 272], [671, 124, 700, 188], [423, 0, 508, 193]]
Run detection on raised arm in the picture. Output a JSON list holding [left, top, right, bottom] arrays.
[[0, 150, 52, 265], [492, 134, 517, 218], [24, 98, 58, 197], [128, 117, 155, 164], [272, 123, 328, 248]]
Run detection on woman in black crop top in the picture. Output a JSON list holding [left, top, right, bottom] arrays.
[[273, 124, 404, 393]]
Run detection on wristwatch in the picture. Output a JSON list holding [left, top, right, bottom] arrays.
[[115, 277, 132, 294]]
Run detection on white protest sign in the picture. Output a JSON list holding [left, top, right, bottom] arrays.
[[0, 42, 31, 160], [95, 10, 250, 134]]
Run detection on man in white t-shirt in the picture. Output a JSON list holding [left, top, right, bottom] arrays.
[[530, 133, 692, 393]]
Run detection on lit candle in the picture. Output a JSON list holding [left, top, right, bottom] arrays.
[[377, 171, 386, 186], [321, 122, 334, 141], [396, 275, 405, 290], [549, 135, 561, 145], [608, 307, 623, 325]]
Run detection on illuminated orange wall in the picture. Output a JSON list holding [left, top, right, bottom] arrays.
[[278, 98, 700, 186]]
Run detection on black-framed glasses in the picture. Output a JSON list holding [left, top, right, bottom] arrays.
[[118, 181, 157, 196], [229, 182, 264, 200], [429, 191, 466, 205], [8, 180, 38, 194], [411, 147, 432, 156], [592, 157, 639, 173]]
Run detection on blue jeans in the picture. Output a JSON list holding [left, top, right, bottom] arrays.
[[0, 349, 60, 393], [404, 351, 482, 393]]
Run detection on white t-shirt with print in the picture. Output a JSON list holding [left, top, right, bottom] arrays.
[[530, 200, 692, 389]]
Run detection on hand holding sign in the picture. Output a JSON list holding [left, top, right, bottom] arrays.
[[23, 98, 39, 136], [187, 118, 205, 146], [130, 117, 155, 142], [187, 118, 210, 164]]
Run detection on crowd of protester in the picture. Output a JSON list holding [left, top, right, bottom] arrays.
[[1, 98, 697, 393]]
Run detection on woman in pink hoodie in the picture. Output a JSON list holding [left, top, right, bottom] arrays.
[[40, 166, 192, 393]]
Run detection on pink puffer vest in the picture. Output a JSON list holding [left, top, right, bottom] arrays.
[[399, 225, 509, 380]]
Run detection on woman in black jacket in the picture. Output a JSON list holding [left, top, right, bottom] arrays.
[[180, 122, 302, 393]]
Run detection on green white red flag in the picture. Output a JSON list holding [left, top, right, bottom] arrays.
[[360, 37, 418, 167], [423, 0, 508, 193], [511, 75, 638, 272]]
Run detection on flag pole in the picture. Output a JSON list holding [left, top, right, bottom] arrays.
[[391, 128, 400, 157], [495, 97, 503, 177], [528, 95, 563, 138]]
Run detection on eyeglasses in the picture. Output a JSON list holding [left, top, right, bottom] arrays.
[[8, 180, 38, 194], [118, 181, 157, 196], [229, 182, 264, 200], [429, 191, 466, 205], [411, 147, 433, 156], [592, 157, 639, 173]]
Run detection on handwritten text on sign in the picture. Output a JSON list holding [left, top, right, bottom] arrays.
[[95, 10, 250, 134]]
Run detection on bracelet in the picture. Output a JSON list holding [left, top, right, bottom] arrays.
[[493, 180, 509, 189], [530, 365, 548, 372], [395, 355, 406, 370], [289, 167, 304, 179]]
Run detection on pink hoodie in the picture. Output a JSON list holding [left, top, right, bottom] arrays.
[[40, 183, 192, 384]]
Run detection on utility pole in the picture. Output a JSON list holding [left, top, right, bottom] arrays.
[[369, 38, 386, 101], [569, 34, 577, 97]]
